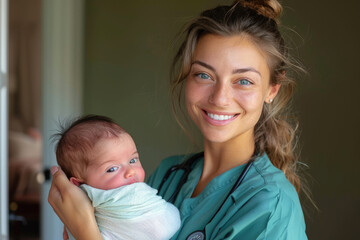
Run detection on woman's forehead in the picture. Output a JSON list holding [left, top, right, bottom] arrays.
[[193, 34, 270, 75]]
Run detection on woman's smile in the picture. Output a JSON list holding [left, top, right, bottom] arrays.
[[202, 109, 240, 126]]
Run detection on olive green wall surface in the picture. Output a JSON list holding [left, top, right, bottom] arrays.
[[281, 1, 360, 239], [83, 0, 360, 239], [83, 0, 231, 176]]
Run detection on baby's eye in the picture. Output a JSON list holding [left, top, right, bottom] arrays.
[[106, 166, 119, 173], [237, 79, 252, 85], [196, 73, 211, 80], [129, 158, 138, 164]]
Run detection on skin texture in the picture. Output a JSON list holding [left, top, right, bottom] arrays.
[[186, 34, 280, 196], [48, 34, 280, 239], [70, 133, 145, 190]]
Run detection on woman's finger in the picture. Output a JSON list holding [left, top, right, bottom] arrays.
[[50, 166, 71, 194], [48, 166, 70, 224], [63, 225, 69, 240]]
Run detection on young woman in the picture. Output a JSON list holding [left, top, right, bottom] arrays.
[[48, 0, 308, 239]]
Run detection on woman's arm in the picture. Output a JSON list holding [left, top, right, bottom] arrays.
[[48, 166, 103, 240]]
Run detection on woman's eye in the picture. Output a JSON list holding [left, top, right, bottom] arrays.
[[237, 79, 252, 85], [129, 158, 137, 164], [197, 73, 211, 80], [106, 166, 119, 173]]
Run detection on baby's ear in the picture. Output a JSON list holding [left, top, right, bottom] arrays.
[[70, 177, 83, 186]]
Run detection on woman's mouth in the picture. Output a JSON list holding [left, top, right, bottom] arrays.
[[207, 112, 236, 120], [203, 110, 239, 125]]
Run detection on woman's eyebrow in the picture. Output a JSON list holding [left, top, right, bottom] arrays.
[[232, 68, 261, 77], [192, 60, 216, 72], [192, 60, 261, 77]]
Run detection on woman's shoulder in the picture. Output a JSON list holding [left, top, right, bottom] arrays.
[[254, 153, 299, 195], [241, 153, 304, 218], [234, 153, 303, 212], [225, 154, 306, 239]]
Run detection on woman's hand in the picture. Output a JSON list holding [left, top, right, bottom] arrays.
[[63, 226, 69, 240], [48, 166, 102, 240]]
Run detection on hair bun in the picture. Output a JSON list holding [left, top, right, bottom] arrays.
[[235, 0, 283, 22]]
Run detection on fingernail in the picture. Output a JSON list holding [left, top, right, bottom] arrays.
[[50, 166, 59, 175]]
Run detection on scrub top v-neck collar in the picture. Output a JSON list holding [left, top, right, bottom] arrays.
[[173, 155, 251, 216], [148, 153, 307, 240]]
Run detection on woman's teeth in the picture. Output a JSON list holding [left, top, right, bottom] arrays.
[[207, 113, 234, 120]]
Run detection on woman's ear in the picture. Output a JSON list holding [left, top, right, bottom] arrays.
[[70, 177, 83, 186], [266, 84, 281, 103]]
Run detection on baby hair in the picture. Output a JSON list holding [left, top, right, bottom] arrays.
[[53, 115, 126, 180]]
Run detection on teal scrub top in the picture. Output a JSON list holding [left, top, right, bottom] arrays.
[[147, 153, 307, 240]]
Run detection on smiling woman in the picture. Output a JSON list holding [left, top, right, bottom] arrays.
[[48, 1, 309, 239], [170, 1, 301, 194], [157, 0, 307, 238]]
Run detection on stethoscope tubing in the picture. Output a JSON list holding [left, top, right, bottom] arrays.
[[206, 159, 254, 225], [158, 152, 255, 240], [158, 152, 204, 203]]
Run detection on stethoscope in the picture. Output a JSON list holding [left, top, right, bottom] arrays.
[[158, 152, 255, 240]]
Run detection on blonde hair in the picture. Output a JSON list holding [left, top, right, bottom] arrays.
[[171, 0, 305, 193]]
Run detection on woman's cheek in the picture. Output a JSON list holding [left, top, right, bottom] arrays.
[[186, 80, 212, 106], [185, 80, 201, 116], [235, 90, 263, 112], [185, 79, 197, 102]]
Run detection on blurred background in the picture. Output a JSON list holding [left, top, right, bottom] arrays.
[[2, 0, 359, 239]]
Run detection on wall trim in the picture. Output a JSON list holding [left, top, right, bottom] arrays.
[[41, 0, 84, 238]]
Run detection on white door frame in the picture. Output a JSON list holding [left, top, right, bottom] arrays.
[[0, 0, 8, 239], [41, 0, 84, 239]]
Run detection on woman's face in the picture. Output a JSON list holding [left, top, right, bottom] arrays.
[[185, 34, 279, 144]]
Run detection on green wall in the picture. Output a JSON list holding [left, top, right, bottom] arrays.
[[83, 1, 360, 238], [282, 1, 360, 238], [83, 0, 230, 176]]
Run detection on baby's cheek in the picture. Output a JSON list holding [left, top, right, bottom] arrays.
[[103, 174, 127, 190], [138, 168, 145, 182]]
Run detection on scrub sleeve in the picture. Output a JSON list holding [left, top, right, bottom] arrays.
[[147, 153, 308, 240]]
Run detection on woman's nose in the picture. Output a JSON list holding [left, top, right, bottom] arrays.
[[209, 82, 231, 106]]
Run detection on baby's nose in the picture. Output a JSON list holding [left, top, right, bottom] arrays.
[[124, 167, 136, 178]]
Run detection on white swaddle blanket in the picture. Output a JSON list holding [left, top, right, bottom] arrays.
[[68, 182, 181, 240]]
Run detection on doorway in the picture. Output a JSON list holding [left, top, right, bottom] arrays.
[[5, 0, 85, 239], [8, 0, 42, 239]]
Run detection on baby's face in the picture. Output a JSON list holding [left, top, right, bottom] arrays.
[[84, 133, 145, 190]]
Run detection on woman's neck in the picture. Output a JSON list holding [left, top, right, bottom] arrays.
[[192, 133, 255, 197]]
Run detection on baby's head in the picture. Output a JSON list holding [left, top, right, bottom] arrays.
[[55, 115, 145, 190]]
